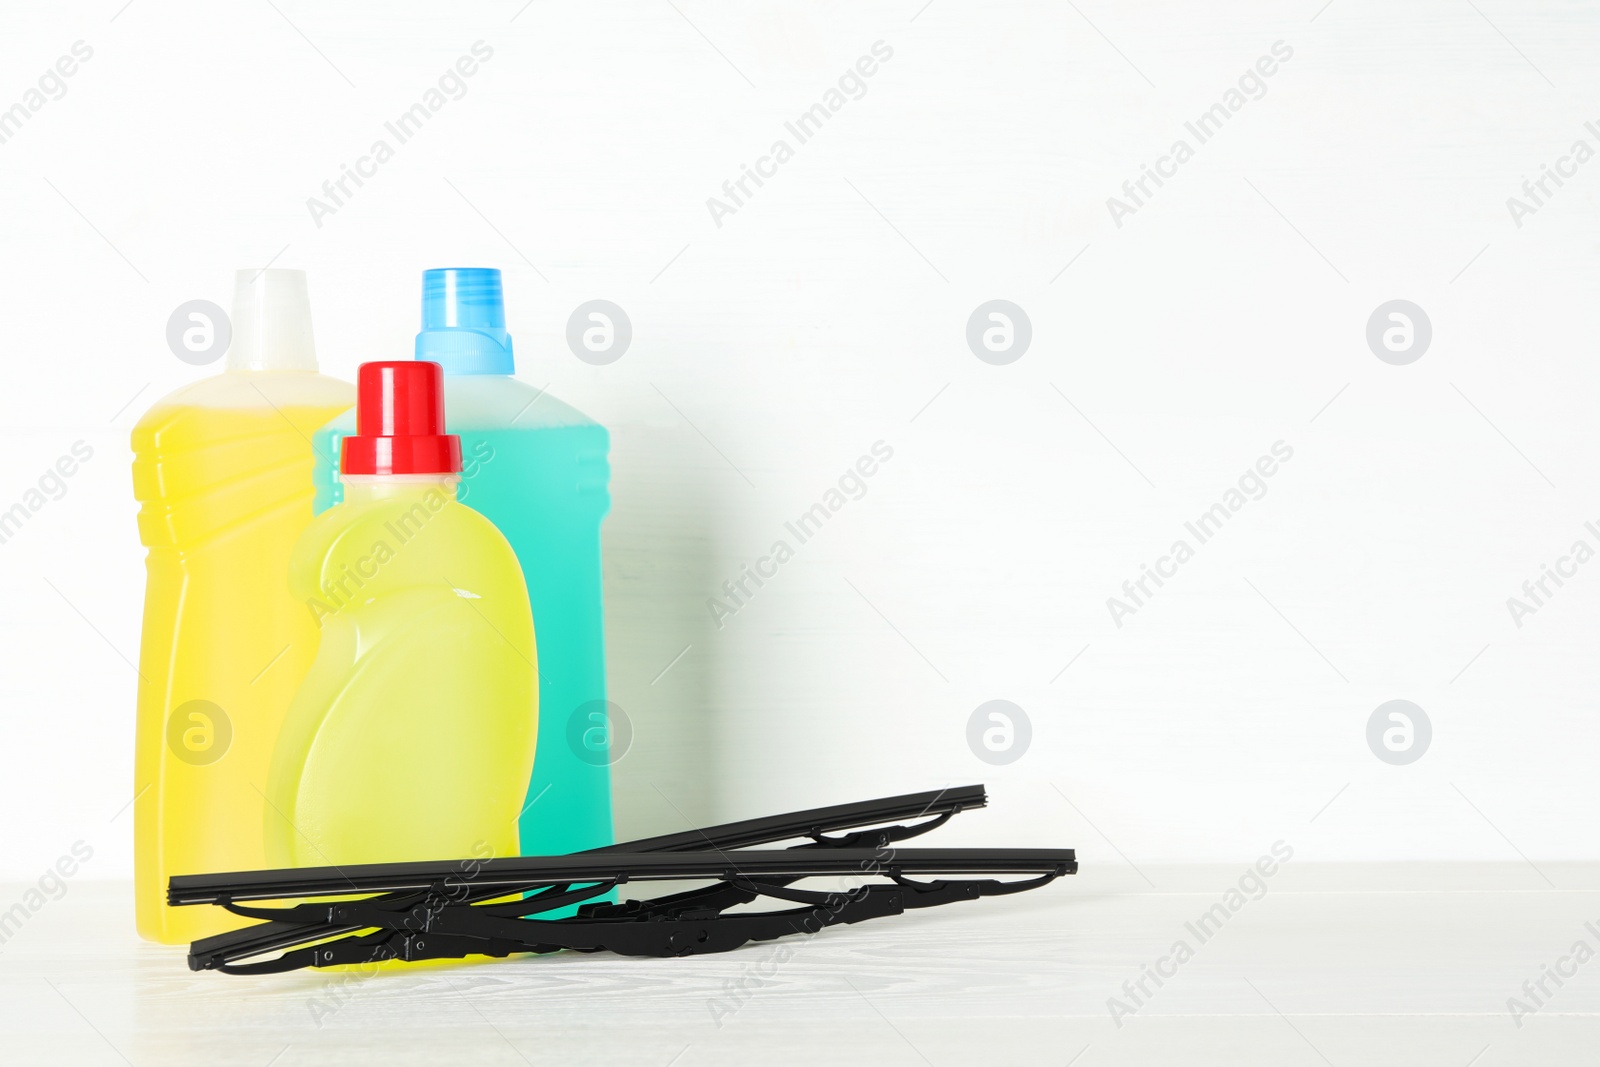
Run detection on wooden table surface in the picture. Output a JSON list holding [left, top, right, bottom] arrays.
[[2, 864, 1594, 1065]]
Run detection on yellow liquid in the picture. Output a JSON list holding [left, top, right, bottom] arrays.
[[133, 387, 353, 943], [265, 476, 536, 873]]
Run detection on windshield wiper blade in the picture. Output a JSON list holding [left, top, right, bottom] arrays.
[[174, 848, 1071, 904], [173, 785, 1075, 974], [182, 784, 987, 968]]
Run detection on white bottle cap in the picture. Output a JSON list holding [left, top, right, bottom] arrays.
[[227, 268, 318, 371]]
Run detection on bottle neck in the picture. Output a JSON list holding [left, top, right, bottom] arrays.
[[228, 268, 319, 371], [339, 473, 460, 504], [416, 340, 514, 376]]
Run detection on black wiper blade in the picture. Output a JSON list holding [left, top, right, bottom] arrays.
[[172, 783, 972, 966], [183, 784, 987, 965], [171, 847, 1072, 904], [173, 785, 1074, 974], [181, 783, 984, 910]]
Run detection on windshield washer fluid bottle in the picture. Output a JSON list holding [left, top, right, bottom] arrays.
[[132, 269, 354, 943], [267, 360, 537, 870]]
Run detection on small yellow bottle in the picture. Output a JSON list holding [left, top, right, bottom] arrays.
[[265, 360, 536, 871], [132, 270, 354, 943]]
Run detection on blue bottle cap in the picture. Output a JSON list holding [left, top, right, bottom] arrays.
[[416, 267, 514, 375]]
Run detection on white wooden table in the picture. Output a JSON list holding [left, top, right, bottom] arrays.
[[2, 865, 1593, 1065]]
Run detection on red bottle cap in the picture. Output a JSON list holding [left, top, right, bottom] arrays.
[[340, 361, 463, 475]]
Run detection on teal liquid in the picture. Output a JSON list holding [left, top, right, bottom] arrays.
[[313, 391, 614, 876]]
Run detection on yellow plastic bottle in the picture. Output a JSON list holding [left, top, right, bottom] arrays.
[[265, 360, 536, 871], [132, 269, 354, 943]]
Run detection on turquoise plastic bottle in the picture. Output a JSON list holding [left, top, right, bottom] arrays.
[[312, 269, 613, 861]]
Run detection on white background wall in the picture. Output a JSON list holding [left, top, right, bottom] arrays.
[[1, 0, 1597, 882]]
